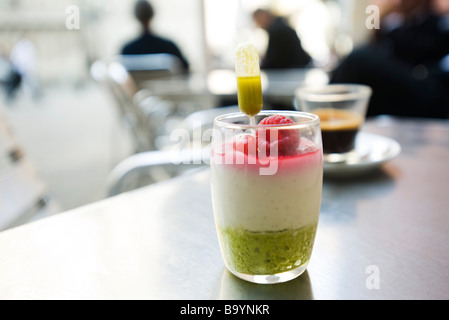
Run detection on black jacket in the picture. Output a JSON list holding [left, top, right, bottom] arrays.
[[262, 17, 311, 69], [122, 33, 189, 71]]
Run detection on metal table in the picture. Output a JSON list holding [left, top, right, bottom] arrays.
[[0, 117, 448, 300]]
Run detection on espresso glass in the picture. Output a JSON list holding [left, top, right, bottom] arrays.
[[296, 84, 372, 157]]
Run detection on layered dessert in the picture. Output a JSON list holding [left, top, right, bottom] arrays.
[[210, 43, 322, 282], [211, 114, 323, 277]]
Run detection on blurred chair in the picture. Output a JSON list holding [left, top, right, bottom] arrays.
[[0, 110, 59, 231], [118, 53, 185, 85], [106, 105, 239, 196], [92, 59, 193, 153], [107, 148, 208, 197], [91, 59, 158, 152], [92, 58, 240, 195]]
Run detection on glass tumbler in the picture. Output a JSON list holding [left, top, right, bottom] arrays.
[[210, 111, 323, 284]]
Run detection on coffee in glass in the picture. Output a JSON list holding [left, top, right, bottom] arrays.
[[296, 84, 372, 156]]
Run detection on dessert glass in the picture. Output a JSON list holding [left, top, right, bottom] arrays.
[[210, 111, 323, 284]]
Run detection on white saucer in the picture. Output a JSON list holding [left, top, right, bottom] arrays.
[[323, 132, 401, 177]]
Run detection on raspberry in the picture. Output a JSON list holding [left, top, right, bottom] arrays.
[[233, 134, 257, 155], [256, 115, 300, 156], [259, 115, 295, 126]]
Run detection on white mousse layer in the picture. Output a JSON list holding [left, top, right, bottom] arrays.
[[211, 145, 322, 232]]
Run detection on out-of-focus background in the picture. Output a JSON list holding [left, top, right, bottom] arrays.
[[1, 0, 448, 229], [1, 0, 368, 81]]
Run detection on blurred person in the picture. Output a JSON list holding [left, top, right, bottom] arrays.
[[0, 48, 22, 100], [252, 9, 312, 69], [10, 38, 41, 100], [432, 0, 449, 15], [331, 0, 449, 119], [122, 0, 189, 72]]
